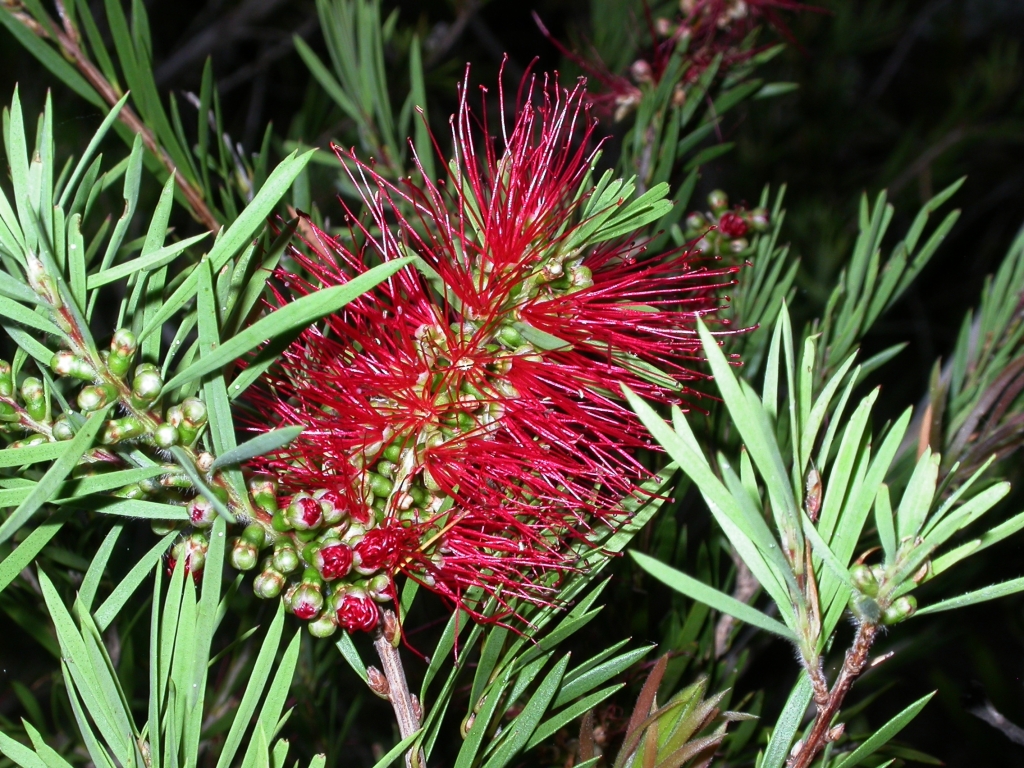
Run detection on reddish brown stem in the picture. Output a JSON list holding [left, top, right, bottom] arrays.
[[789, 622, 879, 768], [8, 2, 222, 233], [373, 610, 426, 768]]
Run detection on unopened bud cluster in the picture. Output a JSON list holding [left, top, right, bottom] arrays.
[[225, 477, 397, 637], [47, 329, 209, 451], [0, 360, 50, 431], [684, 190, 769, 258], [847, 536, 932, 627]]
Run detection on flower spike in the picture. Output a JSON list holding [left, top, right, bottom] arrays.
[[244, 68, 740, 629]]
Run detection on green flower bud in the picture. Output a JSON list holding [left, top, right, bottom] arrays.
[[308, 612, 338, 638], [314, 488, 345, 526], [165, 405, 184, 427], [112, 483, 145, 499], [25, 255, 62, 309], [271, 509, 291, 532], [78, 383, 117, 412], [11, 434, 47, 449], [685, 211, 708, 233], [881, 595, 917, 625], [188, 496, 217, 528], [497, 324, 524, 348], [383, 442, 403, 463], [101, 416, 147, 444], [21, 377, 47, 420], [367, 573, 392, 602], [170, 533, 208, 580], [366, 471, 393, 498], [749, 207, 770, 232], [153, 422, 179, 448], [728, 237, 749, 253], [50, 351, 97, 381], [848, 594, 881, 624], [568, 265, 594, 292], [131, 366, 163, 407], [107, 329, 137, 377], [242, 524, 268, 549], [0, 361, 13, 397], [181, 397, 207, 428], [150, 519, 179, 536], [285, 493, 324, 531], [252, 563, 286, 598], [850, 564, 879, 597], [273, 540, 300, 574], [52, 417, 75, 441], [708, 189, 729, 213], [285, 582, 324, 620], [229, 536, 259, 571]]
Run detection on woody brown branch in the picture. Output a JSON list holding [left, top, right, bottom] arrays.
[[788, 621, 879, 768], [8, 2, 222, 233], [373, 610, 426, 768]]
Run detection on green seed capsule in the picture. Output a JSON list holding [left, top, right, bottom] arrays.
[[708, 189, 729, 213], [52, 417, 75, 441]]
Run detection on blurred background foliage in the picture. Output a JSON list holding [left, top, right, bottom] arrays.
[[1, 0, 1024, 766]]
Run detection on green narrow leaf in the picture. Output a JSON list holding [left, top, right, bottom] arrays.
[[240, 630, 301, 768], [915, 577, 1024, 616], [483, 655, 572, 768], [75, 524, 123, 615], [139, 150, 315, 343], [57, 93, 129, 208], [164, 257, 414, 391], [630, 551, 795, 640], [833, 692, 934, 768], [209, 426, 303, 470], [93, 531, 178, 630], [0, 407, 108, 545], [335, 630, 368, 683], [761, 674, 813, 768], [215, 605, 286, 768], [0, 509, 72, 594], [369, 730, 423, 768]]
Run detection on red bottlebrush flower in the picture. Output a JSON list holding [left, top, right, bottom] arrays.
[[246, 69, 740, 627], [717, 212, 749, 239], [315, 542, 354, 581], [336, 591, 380, 633]]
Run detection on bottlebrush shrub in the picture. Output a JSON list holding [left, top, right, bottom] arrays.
[[239, 72, 741, 633]]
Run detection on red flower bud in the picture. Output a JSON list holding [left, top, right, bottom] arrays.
[[354, 528, 398, 574], [286, 582, 324, 620], [315, 542, 354, 580], [717, 212, 748, 239], [336, 590, 380, 633], [286, 493, 324, 530]]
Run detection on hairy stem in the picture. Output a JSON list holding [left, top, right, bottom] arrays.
[[8, 1, 222, 233], [373, 610, 425, 768], [789, 622, 879, 768]]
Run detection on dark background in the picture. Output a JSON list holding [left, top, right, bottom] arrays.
[[3, 0, 1024, 765]]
